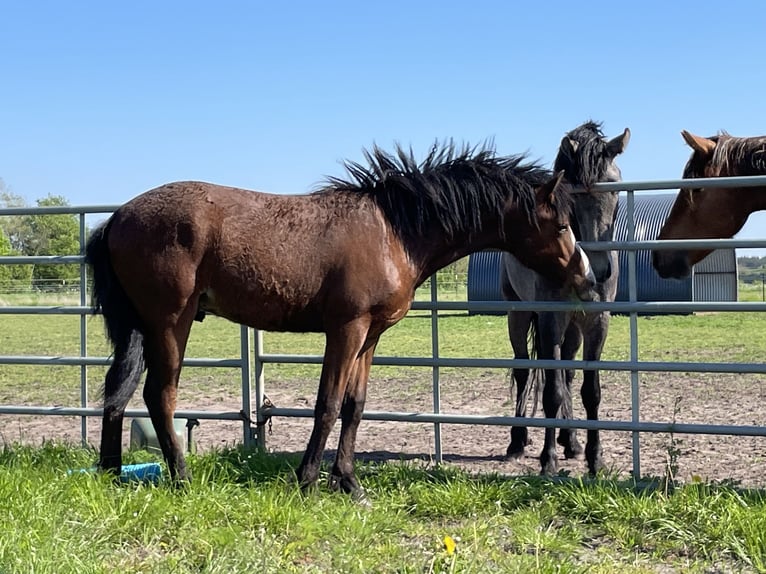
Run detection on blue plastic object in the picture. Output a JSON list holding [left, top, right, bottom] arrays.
[[69, 462, 162, 484], [120, 462, 162, 484]]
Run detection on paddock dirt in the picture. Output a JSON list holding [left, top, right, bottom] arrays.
[[4, 365, 766, 488]]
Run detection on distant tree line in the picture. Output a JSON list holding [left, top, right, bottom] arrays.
[[738, 256, 766, 284], [0, 179, 81, 291]]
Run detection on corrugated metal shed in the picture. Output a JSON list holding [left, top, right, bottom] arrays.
[[466, 250, 503, 304], [467, 193, 738, 313]]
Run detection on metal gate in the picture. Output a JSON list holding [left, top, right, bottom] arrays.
[[2, 176, 766, 478]]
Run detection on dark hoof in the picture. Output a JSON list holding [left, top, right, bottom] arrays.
[[328, 472, 359, 494], [557, 433, 584, 460], [586, 447, 605, 476], [563, 444, 585, 460], [167, 462, 191, 487], [505, 442, 526, 460], [329, 473, 371, 506], [540, 456, 558, 476], [294, 464, 319, 492]]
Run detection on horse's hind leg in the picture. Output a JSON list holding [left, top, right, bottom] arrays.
[[557, 322, 584, 459], [99, 331, 145, 474], [330, 342, 377, 500], [296, 319, 369, 492], [581, 313, 609, 475], [506, 310, 533, 460], [142, 304, 197, 483]]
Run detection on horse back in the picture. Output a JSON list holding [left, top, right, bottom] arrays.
[[106, 182, 413, 332]]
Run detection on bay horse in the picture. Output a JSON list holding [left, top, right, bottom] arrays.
[[85, 142, 597, 499], [654, 130, 766, 279], [500, 121, 630, 475]]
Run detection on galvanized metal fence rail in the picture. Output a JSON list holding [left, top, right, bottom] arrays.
[[1, 177, 765, 479]]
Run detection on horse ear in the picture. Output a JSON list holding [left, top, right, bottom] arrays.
[[536, 170, 566, 205], [606, 127, 631, 158], [560, 136, 579, 156], [681, 130, 716, 156]]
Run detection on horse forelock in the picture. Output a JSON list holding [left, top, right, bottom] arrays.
[[319, 141, 563, 242], [553, 121, 611, 189]]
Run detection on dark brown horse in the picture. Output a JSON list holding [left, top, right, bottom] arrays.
[[85, 142, 596, 499], [501, 121, 630, 475], [654, 131, 766, 278]]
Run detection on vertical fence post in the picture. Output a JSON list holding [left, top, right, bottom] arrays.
[[239, 325, 253, 446], [253, 329, 266, 448], [79, 213, 88, 446], [430, 275, 442, 464], [626, 190, 642, 478]]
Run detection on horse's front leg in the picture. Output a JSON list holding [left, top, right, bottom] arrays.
[[296, 320, 368, 492], [581, 312, 609, 475], [506, 310, 534, 459], [557, 322, 584, 460], [537, 313, 567, 475], [329, 343, 377, 501]]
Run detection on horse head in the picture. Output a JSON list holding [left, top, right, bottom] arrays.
[[554, 122, 630, 285], [513, 171, 597, 301], [653, 131, 763, 279]]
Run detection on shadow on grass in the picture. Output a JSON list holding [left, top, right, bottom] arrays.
[[5, 441, 766, 506]]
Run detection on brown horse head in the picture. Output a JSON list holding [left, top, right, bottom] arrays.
[[653, 131, 766, 278], [511, 170, 596, 300]]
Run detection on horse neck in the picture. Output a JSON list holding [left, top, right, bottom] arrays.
[[711, 185, 766, 238], [409, 226, 502, 287], [741, 185, 766, 215]]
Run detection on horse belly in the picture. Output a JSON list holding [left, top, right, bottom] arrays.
[[202, 272, 325, 332]]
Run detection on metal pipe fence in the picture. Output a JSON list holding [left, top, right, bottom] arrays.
[[0, 176, 765, 479]]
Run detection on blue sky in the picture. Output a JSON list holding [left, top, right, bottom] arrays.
[[3, 1, 766, 250]]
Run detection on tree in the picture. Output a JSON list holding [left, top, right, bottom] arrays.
[[0, 182, 34, 290], [0, 189, 81, 290], [0, 229, 33, 289], [0, 183, 29, 253], [26, 195, 80, 288]]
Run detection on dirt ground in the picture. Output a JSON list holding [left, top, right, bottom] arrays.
[[4, 366, 766, 489]]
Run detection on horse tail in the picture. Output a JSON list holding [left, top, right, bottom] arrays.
[[528, 315, 541, 418], [528, 315, 573, 419], [85, 219, 145, 408]]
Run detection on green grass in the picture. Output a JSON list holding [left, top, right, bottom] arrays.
[[1, 443, 764, 573]]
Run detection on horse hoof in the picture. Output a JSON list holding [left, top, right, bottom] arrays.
[[505, 448, 525, 461], [587, 457, 606, 476], [557, 435, 584, 460], [351, 487, 373, 508], [564, 446, 585, 461], [540, 459, 558, 476]]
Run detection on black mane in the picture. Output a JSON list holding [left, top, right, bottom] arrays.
[[320, 141, 569, 243], [553, 120, 611, 187]]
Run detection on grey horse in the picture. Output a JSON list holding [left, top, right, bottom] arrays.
[[501, 121, 630, 475]]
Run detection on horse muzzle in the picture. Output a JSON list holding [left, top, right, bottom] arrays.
[[568, 244, 598, 301], [652, 249, 691, 279]]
